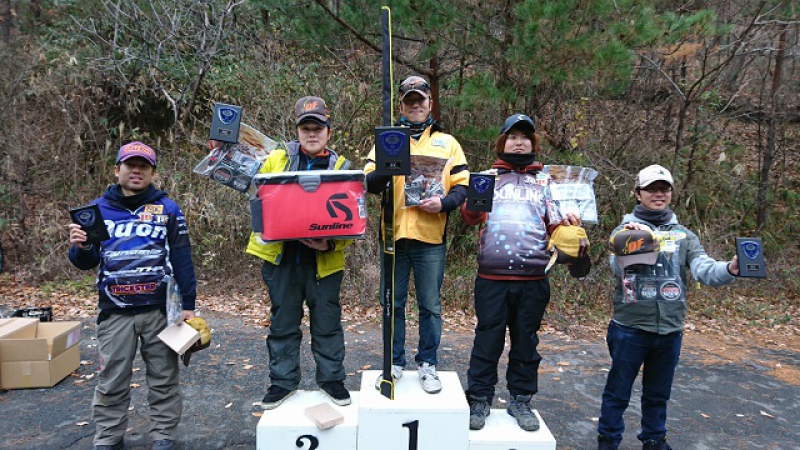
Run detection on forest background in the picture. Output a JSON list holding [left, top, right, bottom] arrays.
[[0, 0, 797, 339]]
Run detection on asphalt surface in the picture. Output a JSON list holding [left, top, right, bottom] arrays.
[[0, 310, 797, 450]]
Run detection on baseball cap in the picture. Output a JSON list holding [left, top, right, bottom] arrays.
[[636, 164, 673, 189], [545, 225, 591, 277], [500, 114, 536, 135], [608, 228, 662, 269], [399, 76, 431, 101], [295, 96, 330, 127], [116, 141, 157, 167]]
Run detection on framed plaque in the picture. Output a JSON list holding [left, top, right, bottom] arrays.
[[374, 126, 410, 177], [735, 237, 766, 278], [466, 173, 495, 212], [210, 103, 243, 143], [69, 204, 110, 245]]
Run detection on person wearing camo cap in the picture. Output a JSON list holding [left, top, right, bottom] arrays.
[[364, 75, 470, 394]]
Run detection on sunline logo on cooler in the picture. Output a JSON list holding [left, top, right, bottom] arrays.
[[308, 193, 355, 231]]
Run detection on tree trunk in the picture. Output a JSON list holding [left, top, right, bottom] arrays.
[[671, 99, 688, 173], [1, 0, 12, 43], [671, 60, 689, 172], [430, 54, 441, 122], [30, 0, 42, 31], [757, 26, 786, 232]]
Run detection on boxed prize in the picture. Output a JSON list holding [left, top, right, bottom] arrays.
[[0, 318, 81, 389], [251, 170, 367, 242]]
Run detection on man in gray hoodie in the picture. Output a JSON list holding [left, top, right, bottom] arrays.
[[597, 164, 740, 450]]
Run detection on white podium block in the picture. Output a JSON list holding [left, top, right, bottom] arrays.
[[468, 409, 556, 450], [257, 390, 359, 450], [358, 370, 469, 450]]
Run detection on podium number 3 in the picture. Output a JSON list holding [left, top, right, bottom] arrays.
[[295, 435, 319, 449], [403, 420, 419, 450]]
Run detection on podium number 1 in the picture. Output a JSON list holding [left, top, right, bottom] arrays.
[[402, 420, 419, 450]]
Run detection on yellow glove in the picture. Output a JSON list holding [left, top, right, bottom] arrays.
[[546, 225, 591, 277], [185, 317, 211, 346], [182, 317, 211, 367]]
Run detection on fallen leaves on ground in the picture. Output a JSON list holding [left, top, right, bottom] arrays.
[[0, 274, 796, 362]]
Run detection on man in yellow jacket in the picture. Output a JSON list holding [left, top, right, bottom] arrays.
[[248, 96, 353, 409], [364, 76, 469, 394]]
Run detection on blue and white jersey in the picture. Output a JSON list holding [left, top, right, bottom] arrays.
[[98, 197, 190, 309], [70, 185, 194, 312]]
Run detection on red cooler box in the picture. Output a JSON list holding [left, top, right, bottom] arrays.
[[251, 170, 367, 242]]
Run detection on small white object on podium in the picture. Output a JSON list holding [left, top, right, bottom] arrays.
[[256, 391, 359, 450]]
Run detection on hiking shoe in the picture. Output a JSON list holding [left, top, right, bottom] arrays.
[[417, 362, 442, 394], [642, 436, 672, 450], [374, 364, 404, 389], [261, 385, 296, 410], [94, 443, 123, 450], [468, 394, 490, 430], [507, 394, 540, 431], [598, 434, 619, 450], [151, 440, 174, 450], [320, 380, 352, 406]]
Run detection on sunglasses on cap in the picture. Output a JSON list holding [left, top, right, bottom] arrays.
[[399, 78, 430, 95]]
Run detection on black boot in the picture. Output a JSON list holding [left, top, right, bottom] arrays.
[[642, 436, 672, 450]]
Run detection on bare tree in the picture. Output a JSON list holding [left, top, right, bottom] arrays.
[[757, 24, 788, 232], [77, 0, 246, 151]]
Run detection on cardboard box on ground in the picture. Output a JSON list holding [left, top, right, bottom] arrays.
[[0, 318, 81, 389]]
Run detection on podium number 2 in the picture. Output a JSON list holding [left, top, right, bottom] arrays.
[[295, 435, 319, 449], [402, 420, 419, 450]]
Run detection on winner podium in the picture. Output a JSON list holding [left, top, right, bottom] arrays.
[[256, 369, 556, 450]]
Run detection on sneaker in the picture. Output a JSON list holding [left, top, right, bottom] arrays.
[[94, 443, 124, 450], [642, 436, 672, 450], [506, 394, 540, 431], [151, 440, 174, 450], [468, 395, 490, 430], [320, 380, 352, 406], [598, 434, 619, 450], [417, 362, 442, 394], [261, 385, 296, 410], [374, 364, 404, 389]]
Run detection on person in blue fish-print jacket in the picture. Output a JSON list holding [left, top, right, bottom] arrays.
[[68, 141, 197, 450]]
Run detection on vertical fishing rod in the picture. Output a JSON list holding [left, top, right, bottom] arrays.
[[378, 4, 396, 400]]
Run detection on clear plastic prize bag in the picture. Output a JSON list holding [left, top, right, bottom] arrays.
[[542, 165, 599, 224], [404, 155, 449, 206], [165, 275, 183, 326]]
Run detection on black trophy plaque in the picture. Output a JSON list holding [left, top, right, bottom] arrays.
[[69, 204, 110, 245], [466, 172, 495, 212], [735, 237, 766, 278], [210, 103, 242, 143], [374, 126, 410, 177]]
